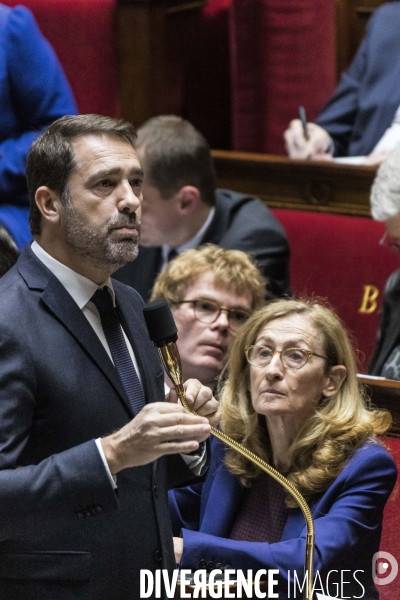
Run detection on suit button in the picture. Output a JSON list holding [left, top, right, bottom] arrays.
[[154, 549, 162, 562], [76, 511, 84, 519], [225, 565, 232, 570], [207, 561, 214, 570], [92, 506, 103, 515], [216, 563, 223, 570], [199, 559, 207, 568], [153, 484, 159, 498], [83, 510, 91, 518]]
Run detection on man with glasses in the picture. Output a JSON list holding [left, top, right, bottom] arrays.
[[150, 244, 265, 391], [369, 144, 400, 378]]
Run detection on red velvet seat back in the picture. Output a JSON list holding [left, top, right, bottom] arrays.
[[379, 436, 400, 600], [2, 0, 118, 117], [230, 0, 336, 153], [272, 209, 400, 371]]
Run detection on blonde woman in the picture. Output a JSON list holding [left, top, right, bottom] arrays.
[[170, 298, 397, 598]]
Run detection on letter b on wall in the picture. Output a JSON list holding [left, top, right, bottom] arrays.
[[359, 285, 379, 314]]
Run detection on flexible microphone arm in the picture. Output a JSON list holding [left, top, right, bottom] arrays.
[[143, 300, 315, 600]]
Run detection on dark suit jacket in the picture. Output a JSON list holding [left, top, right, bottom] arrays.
[[369, 268, 400, 376], [0, 247, 195, 600], [169, 437, 396, 600], [316, 2, 400, 157], [114, 188, 290, 301]]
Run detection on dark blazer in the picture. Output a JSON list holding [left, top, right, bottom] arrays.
[[316, 2, 400, 157], [369, 268, 400, 376], [114, 188, 290, 301], [0, 4, 77, 248], [169, 437, 396, 599], [0, 247, 195, 600]]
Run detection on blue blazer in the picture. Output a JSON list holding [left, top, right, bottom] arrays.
[[316, 2, 400, 157], [0, 5, 77, 248], [0, 247, 196, 599], [170, 436, 397, 599]]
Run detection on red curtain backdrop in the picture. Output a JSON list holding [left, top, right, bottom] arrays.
[[2, 0, 119, 117], [230, 0, 336, 153]]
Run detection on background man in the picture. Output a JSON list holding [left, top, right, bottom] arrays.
[[369, 144, 400, 379], [284, 2, 400, 165], [151, 244, 265, 390], [0, 114, 219, 599], [114, 115, 290, 300]]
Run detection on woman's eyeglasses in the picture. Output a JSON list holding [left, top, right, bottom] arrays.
[[245, 345, 328, 370], [171, 298, 251, 332]]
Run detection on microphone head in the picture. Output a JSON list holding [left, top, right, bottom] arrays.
[[143, 299, 178, 347]]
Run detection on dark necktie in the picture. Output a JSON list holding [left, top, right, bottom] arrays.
[[167, 248, 178, 262], [91, 287, 145, 415]]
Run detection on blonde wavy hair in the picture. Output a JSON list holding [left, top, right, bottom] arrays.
[[219, 298, 391, 506], [150, 244, 265, 309]]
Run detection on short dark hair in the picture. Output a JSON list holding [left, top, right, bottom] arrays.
[[0, 227, 19, 277], [136, 115, 216, 206], [26, 114, 138, 235]]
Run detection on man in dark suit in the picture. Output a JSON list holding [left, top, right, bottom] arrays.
[[369, 144, 400, 379], [113, 115, 290, 301], [0, 114, 219, 599], [284, 2, 400, 164]]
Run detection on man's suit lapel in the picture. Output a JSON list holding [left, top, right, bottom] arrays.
[[18, 249, 135, 416]]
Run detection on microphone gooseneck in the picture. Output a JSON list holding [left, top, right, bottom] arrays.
[[143, 300, 315, 600]]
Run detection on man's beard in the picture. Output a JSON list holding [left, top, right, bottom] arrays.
[[60, 193, 141, 272]]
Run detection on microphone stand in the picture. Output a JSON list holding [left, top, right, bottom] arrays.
[[157, 341, 315, 600]]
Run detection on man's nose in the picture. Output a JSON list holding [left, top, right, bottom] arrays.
[[118, 181, 141, 213], [212, 309, 230, 329]]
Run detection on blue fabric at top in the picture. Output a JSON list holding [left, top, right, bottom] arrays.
[[0, 4, 77, 248]]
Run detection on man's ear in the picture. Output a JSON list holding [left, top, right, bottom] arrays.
[[322, 365, 347, 398], [34, 186, 62, 225], [175, 186, 201, 214]]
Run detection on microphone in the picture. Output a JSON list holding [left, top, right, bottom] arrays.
[[142, 299, 186, 403], [143, 300, 315, 600]]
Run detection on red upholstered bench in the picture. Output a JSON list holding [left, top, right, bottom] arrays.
[[272, 209, 400, 372], [2, 0, 118, 117], [378, 435, 400, 600]]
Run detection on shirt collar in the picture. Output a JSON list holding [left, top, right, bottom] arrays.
[[161, 205, 215, 263], [31, 240, 115, 308]]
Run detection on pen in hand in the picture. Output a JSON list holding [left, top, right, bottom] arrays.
[[299, 106, 309, 141]]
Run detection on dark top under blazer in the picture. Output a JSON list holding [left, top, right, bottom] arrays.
[[114, 188, 290, 301], [169, 437, 396, 599], [316, 2, 400, 157], [0, 247, 196, 600], [369, 268, 400, 376]]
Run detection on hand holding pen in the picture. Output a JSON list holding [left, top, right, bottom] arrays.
[[283, 107, 333, 160]]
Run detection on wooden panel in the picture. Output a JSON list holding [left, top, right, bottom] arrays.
[[358, 376, 400, 437], [212, 150, 377, 217], [117, 0, 205, 126]]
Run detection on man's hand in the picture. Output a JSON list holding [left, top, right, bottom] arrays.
[[168, 378, 220, 428], [101, 402, 211, 474], [173, 537, 183, 564], [284, 119, 333, 160]]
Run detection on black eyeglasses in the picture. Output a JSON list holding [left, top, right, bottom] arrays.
[[245, 346, 328, 370], [171, 298, 251, 332], [380, 232, 400, 253]]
